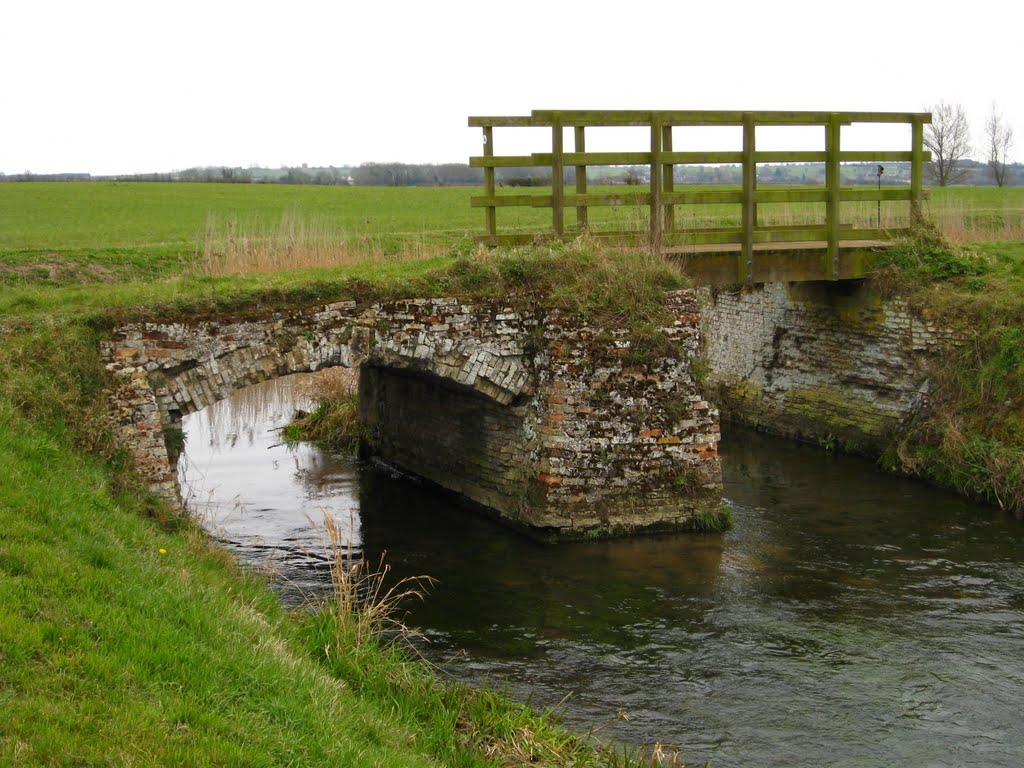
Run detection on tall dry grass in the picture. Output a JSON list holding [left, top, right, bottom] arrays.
[[608, 193, 1024, 244], [285, 367, 363, 454], [926, 199, 1024, 242], [315, 512, 433, 649], [193, 211, 445, 276]]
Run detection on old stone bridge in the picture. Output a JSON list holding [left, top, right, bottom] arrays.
[[103, 279, 953, 538], [103, 291, 723, 538]]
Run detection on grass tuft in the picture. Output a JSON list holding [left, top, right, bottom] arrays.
[[285, 367, 363, 455]]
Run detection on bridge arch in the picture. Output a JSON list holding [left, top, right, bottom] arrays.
[[103, 293, 723, 538]]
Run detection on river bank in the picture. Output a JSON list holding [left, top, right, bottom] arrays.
[[0, 248, 699, 767]]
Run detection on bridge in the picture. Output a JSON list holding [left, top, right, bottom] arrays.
[[469, 110, 932, 284], [103, 293, 725, 539]]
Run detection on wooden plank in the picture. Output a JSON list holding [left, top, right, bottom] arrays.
[[528, 109, 929, 127], [665, 229, 744, 246], [672, 246, 887, 286], [483, 127, 496, 237], [835, 112, 924, 124], [471, 194, 553, 208], [468, 116, 539, 127], [911, 115, 924, 225], [650, 115, 662, 253], [838, 151, 915, 162], [825, 114, 842, 279], [755, 151, 828, 163], [575, 126, 588, 231], [755, 188, 829, 203], [551, 120, 564, 235], [561, 151, 650, 165], [662, 124, 675, 232], [741, 114, 755, 283], [470, 155, 551, 168]]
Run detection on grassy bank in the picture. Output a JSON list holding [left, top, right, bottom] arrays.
[[873, 229, 1024, 515], [0, 243, 695, 766]]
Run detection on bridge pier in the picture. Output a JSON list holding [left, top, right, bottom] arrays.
[[103, 292, 724, 539]]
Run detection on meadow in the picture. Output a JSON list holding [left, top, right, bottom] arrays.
[[2, 182, 1022, 284]]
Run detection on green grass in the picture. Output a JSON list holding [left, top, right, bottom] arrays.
[[4, 183, 1021, 287], [0, 237, 698, 766], [874, 232, 1024, 514], [0, 324, 451, 766]]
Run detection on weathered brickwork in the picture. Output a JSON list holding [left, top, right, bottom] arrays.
[[103, 292, 722, 537], [702, 281, 960, 451]]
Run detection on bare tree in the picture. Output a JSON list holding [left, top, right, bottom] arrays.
[[924, 101, 972, 186], [986, 103, 1015, 187]]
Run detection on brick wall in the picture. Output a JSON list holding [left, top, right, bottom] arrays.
[[702, 281, 959, 452], [103, 291, 723, 538]]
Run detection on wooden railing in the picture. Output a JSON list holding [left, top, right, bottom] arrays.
[[469, 110, 932, 283]]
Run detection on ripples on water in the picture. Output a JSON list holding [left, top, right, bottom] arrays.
[[181, 376, 1024, 768]]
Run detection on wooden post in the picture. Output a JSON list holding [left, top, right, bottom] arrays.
[[650, 115, 663, 255], [911, 115, 924, 227], [575, 126, 588, 232], [825, 114, 842, 280], [662, 123, 675, 233], [741, 113, 756, 283], [483, 126, 496, 237], [551, 117, 564, 236]]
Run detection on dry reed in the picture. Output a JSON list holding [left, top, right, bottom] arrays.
[[316, 511, 433, 649], [193, 211, 445, 276], [925, 199, 1024, 243]]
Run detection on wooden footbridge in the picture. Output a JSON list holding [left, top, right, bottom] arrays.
[[469, 110, 932, 284]]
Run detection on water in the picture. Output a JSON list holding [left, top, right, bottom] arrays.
[[180, 376, 1024, 767]]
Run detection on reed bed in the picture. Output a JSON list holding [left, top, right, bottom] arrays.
[[194, 210, 445, 276]]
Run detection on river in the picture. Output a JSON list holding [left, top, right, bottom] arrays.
[[178, 374, 1024, 767]]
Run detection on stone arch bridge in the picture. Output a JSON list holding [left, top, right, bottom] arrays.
[[103, 292, 723, 538]]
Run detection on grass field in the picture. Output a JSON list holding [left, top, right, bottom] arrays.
[[3, 182, 1023, 282]]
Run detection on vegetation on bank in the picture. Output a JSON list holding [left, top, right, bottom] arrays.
[[0, 243, 699, 766], [873, 226, 1024, 515], [283, 367, 363, 455]]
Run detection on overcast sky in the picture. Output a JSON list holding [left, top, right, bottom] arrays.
[[3, 0, 1020, 175]]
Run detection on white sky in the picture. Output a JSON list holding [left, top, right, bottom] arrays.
[[2, 0, 1020, 175]]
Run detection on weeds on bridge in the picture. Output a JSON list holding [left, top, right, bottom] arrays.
[[873, 225, 1024, 516]]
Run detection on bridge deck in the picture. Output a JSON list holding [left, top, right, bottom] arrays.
[[665, 240, 891, 285]]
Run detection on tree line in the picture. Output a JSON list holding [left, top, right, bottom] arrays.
[[925, 101, 1016, 187], [3, 116, 1019, 189]]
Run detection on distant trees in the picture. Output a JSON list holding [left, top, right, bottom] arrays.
[[924, 101, 972, 186], [351, 162, 481, 186], [986, 104, 1015, 187]]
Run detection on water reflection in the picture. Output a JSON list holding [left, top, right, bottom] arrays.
[[177, 374, 360, 594], [180, 377, 1024, 768]]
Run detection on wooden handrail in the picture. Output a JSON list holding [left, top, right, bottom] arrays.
[[468, 109, 933, 283]]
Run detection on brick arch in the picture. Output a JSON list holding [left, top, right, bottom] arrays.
[[102, 293, 723, 538]]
